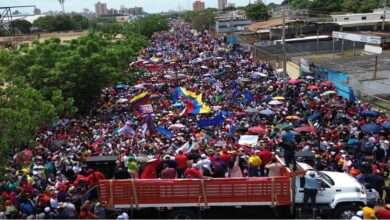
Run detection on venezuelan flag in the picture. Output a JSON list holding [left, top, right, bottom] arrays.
[[173, 87, 210, 114], [130, 92, 150, 109]]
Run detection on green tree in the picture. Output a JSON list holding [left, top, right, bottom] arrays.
[[244, 3, 270, 21], [291, 0, 312, 9], [72, 14, 90, 30], [191, 11, 215, 32], [33, 15, 56, 31], [0, 86, 59, 159], [308, 0, 344, 14], [12, 19, 32, 34]]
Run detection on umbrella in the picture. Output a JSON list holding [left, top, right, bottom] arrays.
[[321, 90, 337, 96], [115, 84, 126, 89], [308, 113, 321, 121], [286, 115, 300, 120], [134, 84, 145, 89], [177, 73, 187, 79], [306, 76, 314, 79], [361, 123, 382, 134], [269, 100, 283, 105], [203, 73, 212, 77], [201, 65, 209, 69], [116, 98, 129, 103], [273, 96, 285, 100], [260, 109, 275, 116], [361, 110, 379, 116], [278, 123, 291, 129], [307, 85, 318, 90], [164, 75, 174, 79], [288, 79, 301, 85], [382, 121, 390, 129], [169, 124, 186, 129], [297, 126, 317, 134], [171, 103, 184, 107], [320, 81, 333, 86], [250, 73, 261, 79], [248, 126, 266, 135], [14, 149, 33, 163], [244, 108, 259, 114], [234, 112, 247, 116], [262, 96, 273, 103]]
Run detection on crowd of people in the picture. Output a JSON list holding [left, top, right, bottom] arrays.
[[1, 20, 390, 219]]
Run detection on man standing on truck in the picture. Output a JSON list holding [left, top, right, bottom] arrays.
[[303, 170, 320, 210], [281, 128, 297, 171]]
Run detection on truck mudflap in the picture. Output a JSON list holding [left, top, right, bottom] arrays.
[[330, 192, 367, 209]]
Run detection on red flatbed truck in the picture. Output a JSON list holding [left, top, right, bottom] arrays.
[[98, 159, 366, 219]]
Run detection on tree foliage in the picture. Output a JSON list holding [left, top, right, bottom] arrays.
[[244, 3, 270, 21], [33, 14, 90, 32], [0, 17, 168, 162], [11, 19, 32, 34], [191, 11, 216, 32], [283, 0, 383, 13]]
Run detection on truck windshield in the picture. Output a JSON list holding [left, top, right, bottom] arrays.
[[320, 173, 335, 186]]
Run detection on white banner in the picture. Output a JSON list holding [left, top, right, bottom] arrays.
[[332, 31, 381, 45]]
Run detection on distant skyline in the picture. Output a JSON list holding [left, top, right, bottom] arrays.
[[0, 0, 283, 14]]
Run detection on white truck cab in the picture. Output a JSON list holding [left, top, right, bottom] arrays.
[[294, 162, 367, 219]]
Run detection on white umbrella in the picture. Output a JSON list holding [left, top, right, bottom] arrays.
[[164, 75, 174, 79], [116, 98, 128, 103], [269, 100, 283, 105], [169, 124, 186, 129], [321, 90, 337, 96]]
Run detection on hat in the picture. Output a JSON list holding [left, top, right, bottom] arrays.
[[356, 211, 363, 217], [385, 204, 390, 210], [192, 164, 198, 168], [201, 154, 207, 159], [44, 207, 51, 213]]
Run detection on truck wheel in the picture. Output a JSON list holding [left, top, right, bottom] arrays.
[[168, 209, 198, 219], [333, 204, 359, 219]]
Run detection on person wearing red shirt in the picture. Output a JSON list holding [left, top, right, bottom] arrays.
[[259, 148, 273, 176], [85, 169, 106, 187], [376, 204, 390, 219], [175, 150, 188, 178], [140, 158, 160, 179], [184, 164, 203, 179], [220, 149, 231, 164]]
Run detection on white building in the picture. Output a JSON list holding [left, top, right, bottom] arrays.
[[95, 2, 108, 17], [331, 8, 390, 30]]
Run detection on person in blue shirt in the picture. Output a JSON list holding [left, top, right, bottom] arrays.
[[303, 170, 320, 210]]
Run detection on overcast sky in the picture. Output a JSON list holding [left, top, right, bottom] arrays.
[[0, 0, 283, 13]]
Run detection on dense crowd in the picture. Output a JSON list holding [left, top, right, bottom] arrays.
[[1, 20, 390, 219]]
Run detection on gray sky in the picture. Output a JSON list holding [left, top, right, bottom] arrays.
[[0, 0, 283, 14]]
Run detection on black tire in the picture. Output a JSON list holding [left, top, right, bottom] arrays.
[[333, 204, 359, 219], [168, 209, 199, 220]]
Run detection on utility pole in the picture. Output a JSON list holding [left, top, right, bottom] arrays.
[[382, 0, 386, 31], [282, 9, 288, 94]]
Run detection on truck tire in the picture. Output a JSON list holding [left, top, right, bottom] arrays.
[[168, 208, 198, 219], [333, 204, 359, 219]]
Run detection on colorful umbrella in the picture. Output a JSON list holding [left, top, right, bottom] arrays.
[[361, 123, 382, 134], [320, 81, 333, 86], [286, 115, 300, 120], [116, 98, 129, 103], [307, 85, 318, 90], [288, 79, 301, 85], [169, 124, 186, 129], [245, 108, 259, 114], [361, 110, 379, 116], [297, 126, 317, 134], [273, 96, 285, 100], [260, 109, 275, 115], [269, 100, 283, 105], [321, 90, 337, 96], [248, 126, 266, 135], [308, 113, 321, 121], [382, 121, 390, 129]]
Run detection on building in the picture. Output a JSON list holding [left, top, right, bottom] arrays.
[[118, 6, 143, 15], [34, 8, 41, 15], [331, 8, 390, 31], [193, 1, 205, 12], [271, 6, 308, 19], [95, 2, 108, 17], [253, 0, 263, 3], [218, 0, 227, 10], [215, 19, 252, 33]]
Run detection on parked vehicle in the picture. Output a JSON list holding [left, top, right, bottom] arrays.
[[98, 158, 366, 219]]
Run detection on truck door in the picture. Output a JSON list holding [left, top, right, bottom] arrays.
[[316, 179, 335, 204], [295, 176, 335, 205]]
